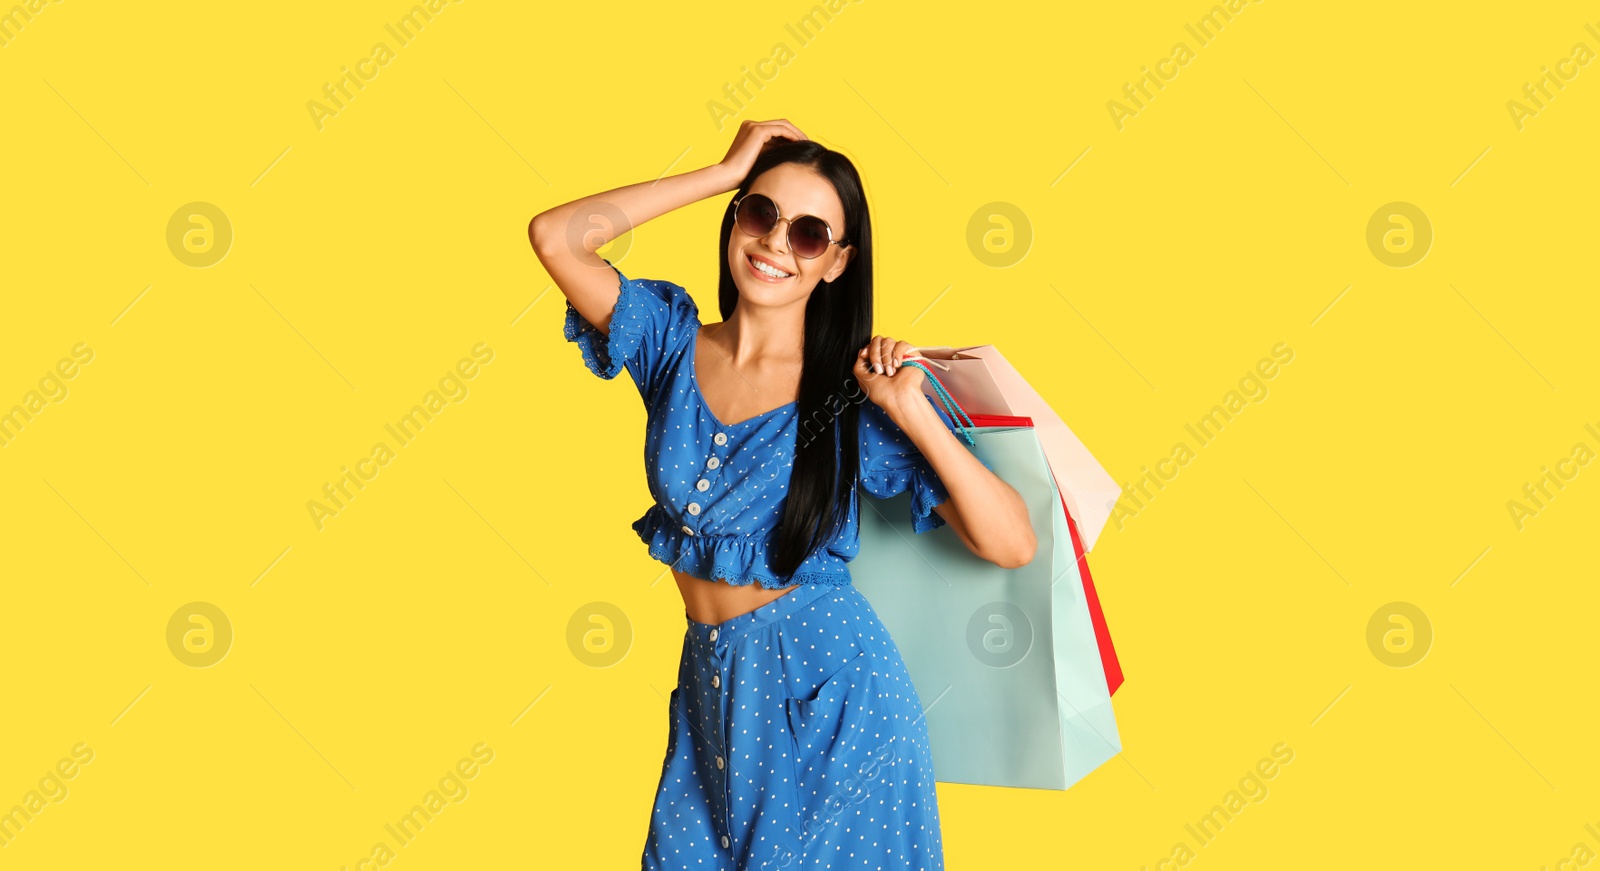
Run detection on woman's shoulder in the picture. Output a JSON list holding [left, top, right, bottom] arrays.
[[609, 259, 699, 313], [567, 259, 703, 394]]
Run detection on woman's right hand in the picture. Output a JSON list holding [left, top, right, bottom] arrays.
[[716, 119, 808, 190]]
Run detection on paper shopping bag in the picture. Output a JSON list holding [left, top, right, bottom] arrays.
[[851, 418, 1122, 791]]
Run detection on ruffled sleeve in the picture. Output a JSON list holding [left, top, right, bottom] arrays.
[[563, 258, 698, 402], [858, 394, 967, 534]]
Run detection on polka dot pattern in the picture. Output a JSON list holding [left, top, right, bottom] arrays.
[[642, 581, 946, 869], [563, 258, 973, 590]]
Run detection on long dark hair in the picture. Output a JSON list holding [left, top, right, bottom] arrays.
[[714, 140, 873, 579]]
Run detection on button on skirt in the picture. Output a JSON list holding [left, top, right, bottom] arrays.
[[642, 582, 946, 870]]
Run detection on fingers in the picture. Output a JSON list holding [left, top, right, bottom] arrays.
[[757, 119, 808, 142], [758, 128, 792, 153], [770, 118, 807, 140], [857, 336, 914, 375], [856, 341, 883, 376]]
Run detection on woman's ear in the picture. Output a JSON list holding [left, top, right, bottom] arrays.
[[823, 244, 853, 284]]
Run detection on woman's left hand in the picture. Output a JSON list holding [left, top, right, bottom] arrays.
[[853, 335, 927, 410]]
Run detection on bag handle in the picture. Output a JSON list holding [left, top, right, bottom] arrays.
[[900, 357, 978, 446], [901, 345, 986, 366]]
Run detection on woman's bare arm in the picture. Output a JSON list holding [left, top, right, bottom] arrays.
[[527, 166, 733, 335], [527, 119, 807, 337]]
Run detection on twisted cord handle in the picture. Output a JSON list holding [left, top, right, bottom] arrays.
[[898, 358, 977, 446]]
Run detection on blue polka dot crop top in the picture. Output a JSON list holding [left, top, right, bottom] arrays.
[[563, 258, 969, 590]]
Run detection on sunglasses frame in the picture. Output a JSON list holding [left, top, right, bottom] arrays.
[[730, 192, 848, 260]]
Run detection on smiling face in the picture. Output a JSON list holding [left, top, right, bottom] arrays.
[[726, 162, 854, 306]]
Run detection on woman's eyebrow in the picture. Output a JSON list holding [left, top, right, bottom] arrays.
[[754, 192, 832, 220]]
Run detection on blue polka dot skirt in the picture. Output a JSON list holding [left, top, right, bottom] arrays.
[[642, 582, 946, 869]]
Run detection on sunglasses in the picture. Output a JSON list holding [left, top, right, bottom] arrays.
[[731, 192, 848, 261]]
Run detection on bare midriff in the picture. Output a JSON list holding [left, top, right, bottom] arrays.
[[674, 568, 802, 625]]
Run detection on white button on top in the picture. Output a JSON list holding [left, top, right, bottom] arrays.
[[721, 835, 730, 849], [687, 502, 700, 516], [709, 628, 719, 641], [714, 432, 728, 446], [681, 525, 695, 536], [696, 479, 710, 492], [706, 456, 720, 470], [712, 673, 720, 688], [716, 755, 725, 770]]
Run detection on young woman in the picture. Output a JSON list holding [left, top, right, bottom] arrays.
[[528, 119, 1035, 870]]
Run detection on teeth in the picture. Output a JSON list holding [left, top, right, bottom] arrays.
[[751, 257, 792, 279]]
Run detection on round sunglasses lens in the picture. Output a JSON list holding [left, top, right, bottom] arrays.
[[737, 195, 778, 237], [791, 216, 831, 259]]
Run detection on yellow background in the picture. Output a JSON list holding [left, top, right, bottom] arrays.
[[2, 0, 1596, 867]]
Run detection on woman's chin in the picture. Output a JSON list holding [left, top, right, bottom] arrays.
[[733, 275, 806, 303]]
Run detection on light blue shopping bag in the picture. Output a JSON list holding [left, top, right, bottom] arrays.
[[851, 422, 1122, 790]]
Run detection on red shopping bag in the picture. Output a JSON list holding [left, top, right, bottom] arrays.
[[968, 413, 1124, 696]]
